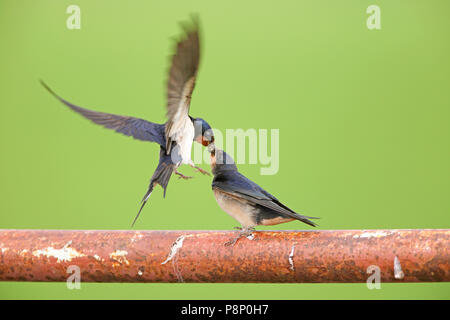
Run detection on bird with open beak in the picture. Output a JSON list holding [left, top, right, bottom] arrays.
[[41, 17, 215, 226], [208, 144, 319, 246]]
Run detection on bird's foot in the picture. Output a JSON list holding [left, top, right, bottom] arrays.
[[224, 227, 256, 246], [192, 165, 211, 176], [175, 170, 193, 180]]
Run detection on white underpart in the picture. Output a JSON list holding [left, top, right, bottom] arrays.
[[213, 189, 256, 229], [170, 115, 195, 165]]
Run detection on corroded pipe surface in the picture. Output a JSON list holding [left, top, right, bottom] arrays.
[[0, 229, 448, 283]]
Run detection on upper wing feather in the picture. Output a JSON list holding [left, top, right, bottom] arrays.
[[41, 81, 166, 146], [212, 172, 319, 222], [165, 18, 200, 153]]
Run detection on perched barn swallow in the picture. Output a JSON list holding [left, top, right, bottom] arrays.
[[41, 18, 214, 226], [208, 145, 319, 246]]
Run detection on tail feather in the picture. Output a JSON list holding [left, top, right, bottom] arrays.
[[295, 214, 319, 227], [130, 154, 175, 227], [131, 185, 154, 228], [159, 163, 174, 198]]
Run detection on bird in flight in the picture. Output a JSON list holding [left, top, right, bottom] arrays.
[[41, 17, 214, 226], [208, 144, 319, 246]]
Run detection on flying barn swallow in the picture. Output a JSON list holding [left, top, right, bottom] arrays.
[[41, 17, 214, 226], [208, 145, 319, 246]]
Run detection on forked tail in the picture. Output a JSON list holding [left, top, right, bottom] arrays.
[[294, 213, 319, 227], [131, 152, 175, 227]]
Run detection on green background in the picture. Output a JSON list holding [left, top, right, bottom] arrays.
[[0, 0, 449, 299]]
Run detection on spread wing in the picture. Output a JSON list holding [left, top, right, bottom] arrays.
[[165, 17, 200, 154], [212, 171, 319, 225], [41, 81, 166, 146]]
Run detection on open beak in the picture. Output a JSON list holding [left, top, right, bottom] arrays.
[[207, 142, 216, 154], [202, 135, 214, 147]]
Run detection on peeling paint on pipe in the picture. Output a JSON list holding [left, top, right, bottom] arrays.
[[0, 229, 448, 283]]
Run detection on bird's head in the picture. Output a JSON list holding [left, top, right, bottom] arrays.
[[208, 145, 237, 175], [192, 117, 215, 146]]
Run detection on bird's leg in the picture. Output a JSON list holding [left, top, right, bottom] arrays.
[[224, 227, 256, 246], [175, 169, 193, 180], [189, 161, 211, 176]]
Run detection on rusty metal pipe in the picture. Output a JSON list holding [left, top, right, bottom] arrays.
[[0, 229, 448, 283]]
